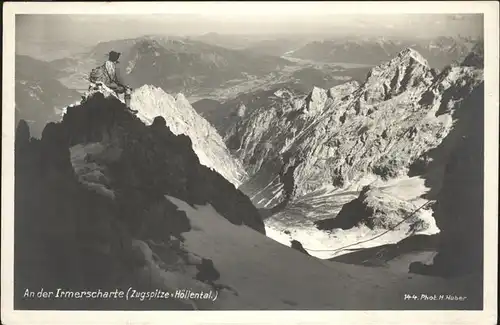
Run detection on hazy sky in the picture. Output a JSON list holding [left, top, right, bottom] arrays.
[[16, 12, 483, 46]]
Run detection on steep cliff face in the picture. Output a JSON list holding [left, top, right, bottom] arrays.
[[404, 78, 484, 309], [409, 81, 484, 280], [431, 82, 484, 278], [15, 92, 264, 310], [228, 48, 483, 210], [131, 85, 247, 187]]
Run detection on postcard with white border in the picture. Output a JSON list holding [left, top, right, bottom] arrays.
[[2, 2, 498, 325]]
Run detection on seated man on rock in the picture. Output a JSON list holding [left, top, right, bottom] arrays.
[[89, 50, 137, 113]]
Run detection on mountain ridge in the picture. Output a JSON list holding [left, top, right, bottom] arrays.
[[226, 47, 483, 256], [230, 47, 482, 201]]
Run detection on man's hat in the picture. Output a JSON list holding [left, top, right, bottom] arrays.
[[108, 51, 121, 62]]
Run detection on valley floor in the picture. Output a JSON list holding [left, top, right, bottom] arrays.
[[264, 176, 439, 259]]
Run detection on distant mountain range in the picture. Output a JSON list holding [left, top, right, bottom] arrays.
[[287, 36, 480, 70], [188, 32, 265, 50], [243, 37, 310, 56], [37, 34, 479, 108], [15, 39, 91, 62], [49, 36, 294, 97], [15, 55, 81, 138]]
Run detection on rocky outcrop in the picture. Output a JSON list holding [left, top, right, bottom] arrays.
[[327, 80, 360, 101], [195, 258, 221, 284], [460, 42, 484, 69], [290, 240, 310, 256], [314, 185, 438, 234], [14, 91, 264, 309], [304, 86, 328, 115]]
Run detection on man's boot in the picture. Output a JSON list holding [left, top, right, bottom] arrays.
[[125, 89, 138, 114]]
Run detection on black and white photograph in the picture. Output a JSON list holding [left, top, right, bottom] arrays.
[[2, 2, 498, 325]]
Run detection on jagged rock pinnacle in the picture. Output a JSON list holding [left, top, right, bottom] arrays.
[[360, 48, 434, 104], [304, 86, 328, 114], [397, 47, 430, 67]]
